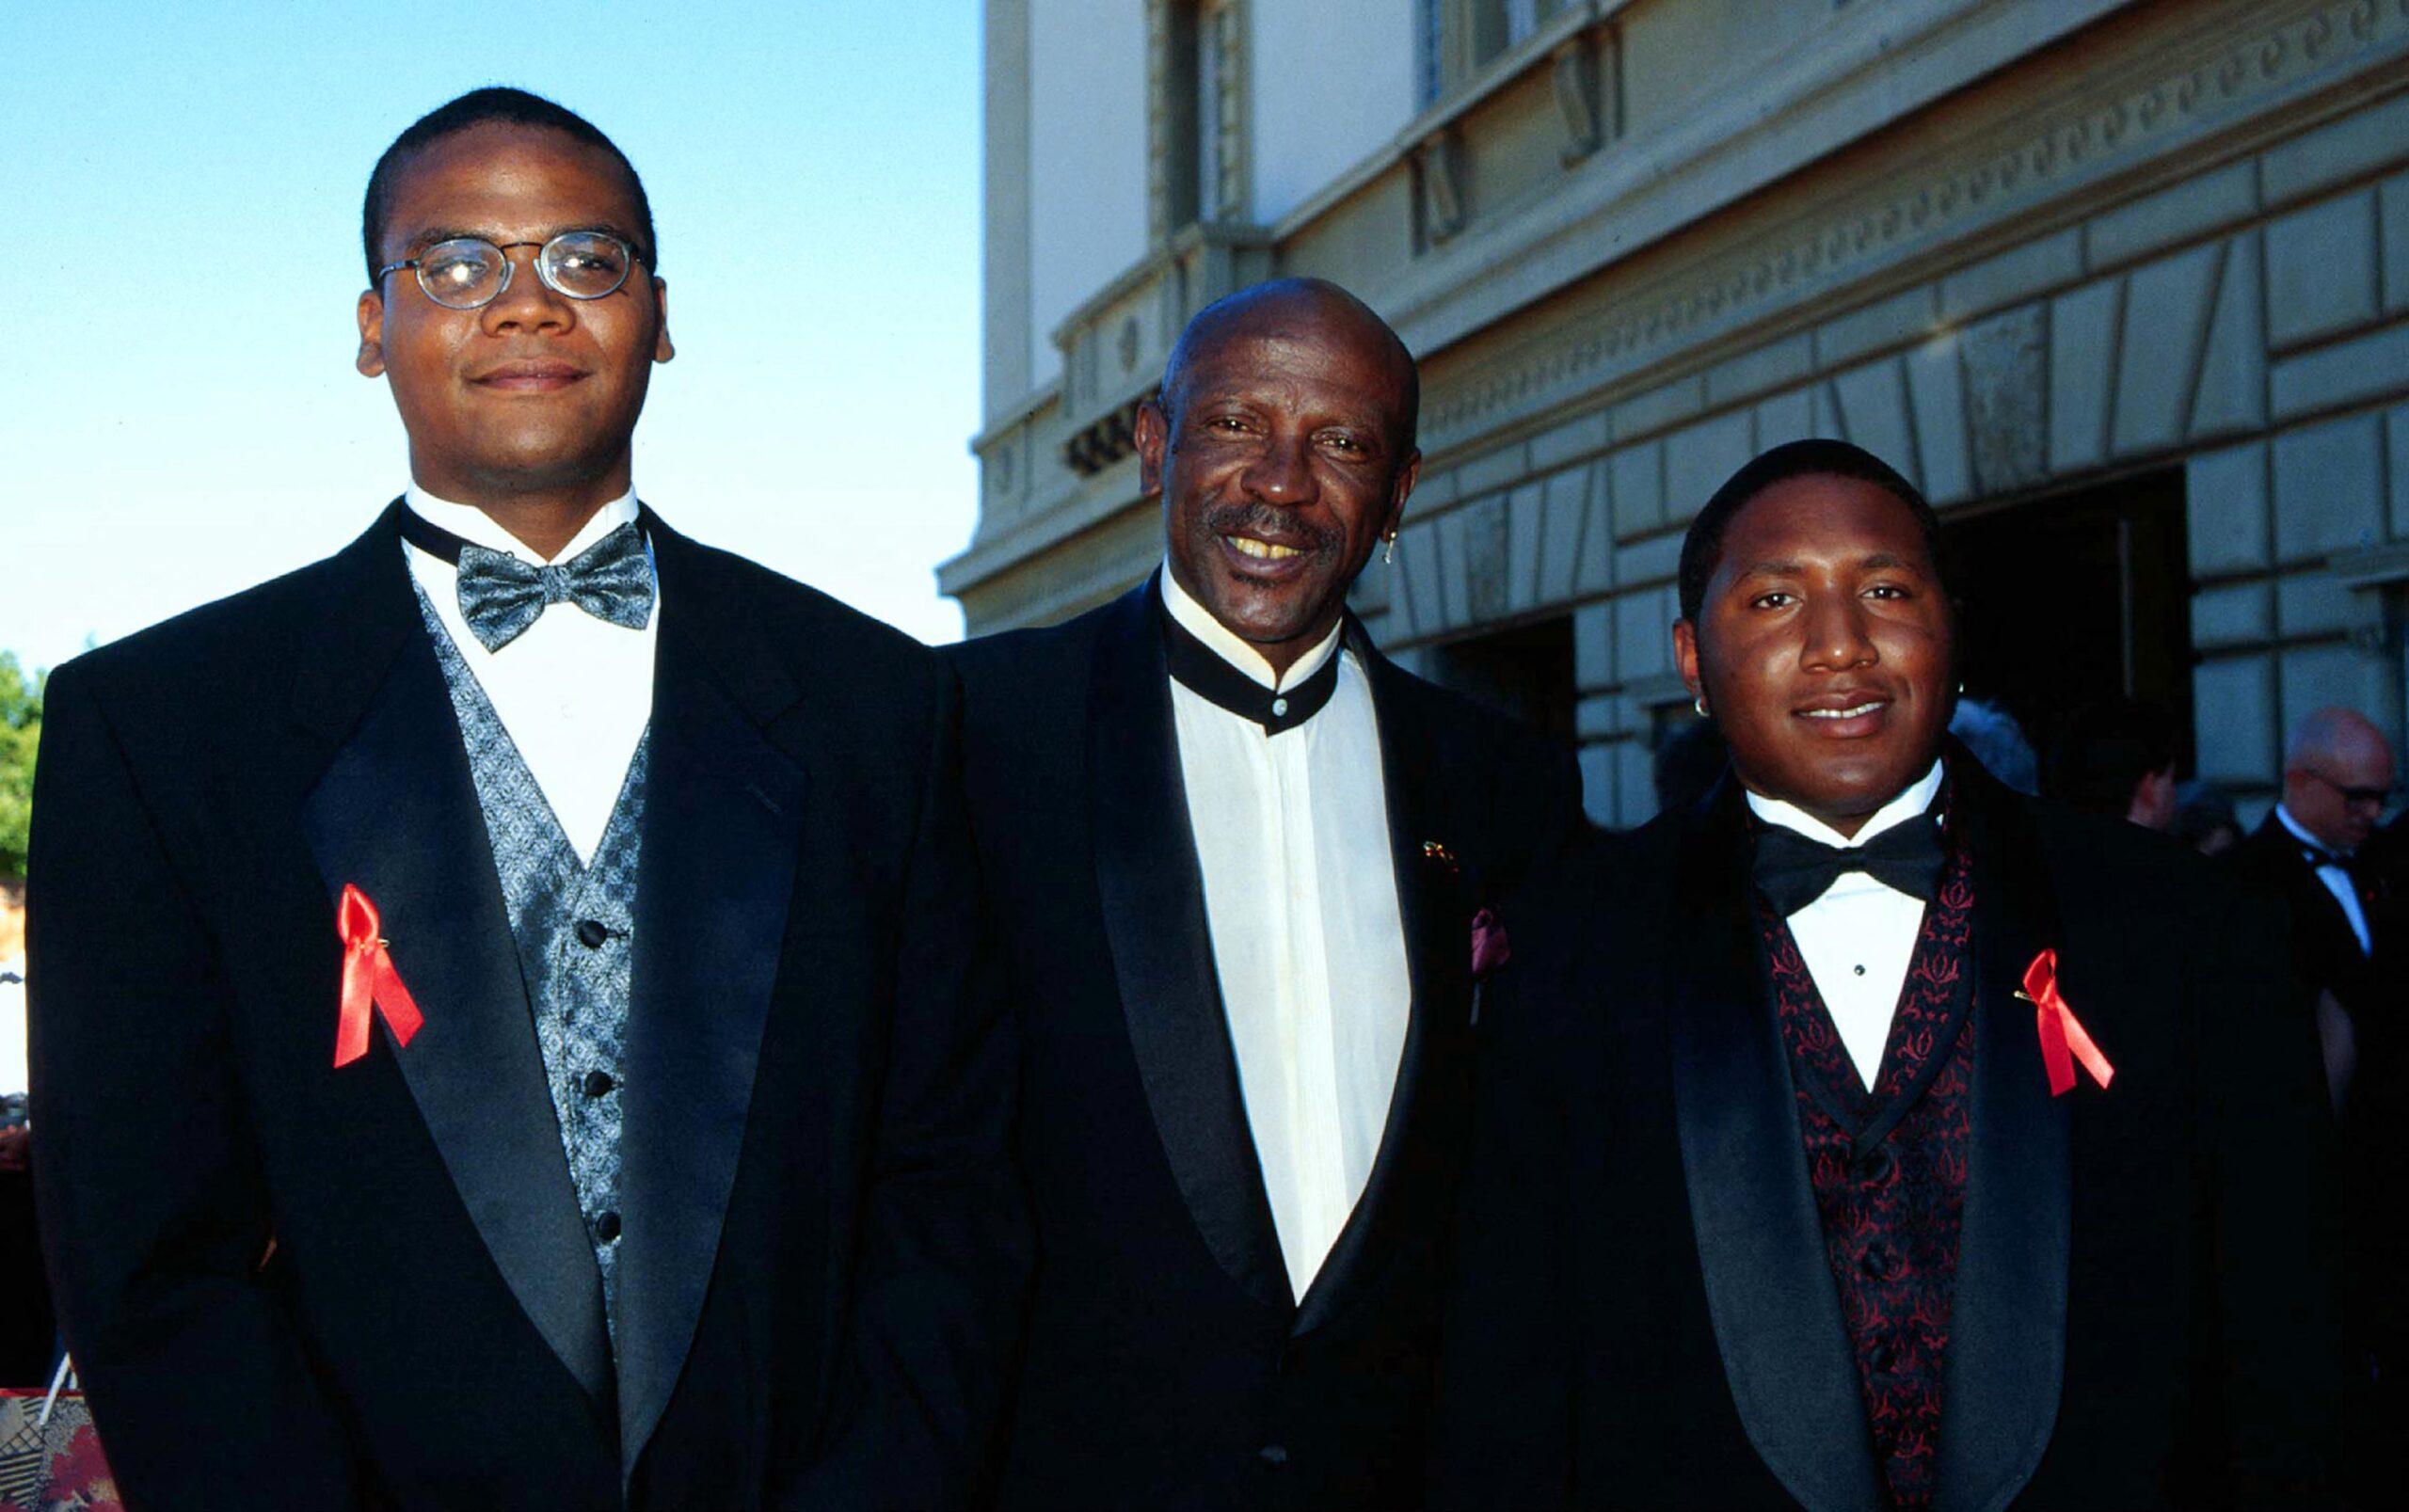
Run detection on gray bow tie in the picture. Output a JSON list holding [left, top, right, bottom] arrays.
[[455, 522, 654, 651]]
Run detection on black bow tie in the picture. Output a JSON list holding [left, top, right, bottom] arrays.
[[1752, 812, 1947, 915], [1159, 601, 1341, 736], [398, 507, 654, 652]]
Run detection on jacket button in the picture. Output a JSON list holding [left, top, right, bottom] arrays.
[[1855, 1145, 1895, 1184], [576, 919, 611, 948], [1258, 1444, 1288, 1466], [582, 1070, 615, 1098], [594, 1211, 621, 1243]]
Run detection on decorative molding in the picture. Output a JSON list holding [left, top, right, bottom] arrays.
[[1418, 0, 2409, 452], [1551, 19, 1619, 165], [1417, 129, 1468, 244]]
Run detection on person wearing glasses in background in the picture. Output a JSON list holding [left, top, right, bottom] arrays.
[[28, 88, 1026, 1508], [2229, 706, 2408, 1504]]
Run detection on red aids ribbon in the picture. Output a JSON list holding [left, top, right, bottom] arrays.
[[2022, 948, 2113, 1096], [334, 884, 423, 1068]]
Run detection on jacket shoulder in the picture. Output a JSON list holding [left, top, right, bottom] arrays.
[[50, 550, 351, 711]]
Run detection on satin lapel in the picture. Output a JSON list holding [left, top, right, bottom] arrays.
[[1935, 762, 2068, 1512], [1292, 632, 1461, 1336], [295, 503, 613, 1404], [1668, 781, 1882, 1512], [1090, 581, 1292, 1312], [614, 515, 807, 1479]]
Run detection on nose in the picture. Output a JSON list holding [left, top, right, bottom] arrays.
[[1799, 589, 1876, 673], [479, 246, 573, 335], [1236, 429, 1316, 509]]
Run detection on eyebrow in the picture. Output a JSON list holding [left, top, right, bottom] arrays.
[[1731, 551, 1924, 581], [396, 222, 641, 257]]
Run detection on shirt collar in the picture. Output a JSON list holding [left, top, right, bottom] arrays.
[[2273, 804, 2346, 861], [404, 485, 641, 566], [1159, 561, 1344, 694], [1745, 757, 1946, 850]]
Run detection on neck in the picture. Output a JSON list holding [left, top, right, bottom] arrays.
[[1254, 614, 1342, 679], [410, 454, 633, 561]]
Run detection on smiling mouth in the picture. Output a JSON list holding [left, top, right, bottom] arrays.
[[472, 363, 586, 391], [1227, 535, 1306, 561], [1799, 701, 1887, 721]]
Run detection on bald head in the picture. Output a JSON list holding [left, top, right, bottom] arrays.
[[1162, 278, 1419, 452], [2283, 706, 2396, 853]]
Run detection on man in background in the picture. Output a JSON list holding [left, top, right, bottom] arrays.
[[2045, 697, 2178, 830]]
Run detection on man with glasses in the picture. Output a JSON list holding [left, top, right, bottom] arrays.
[[29, 88, 1025, 1508], [2231, 705, 2406, 1502]]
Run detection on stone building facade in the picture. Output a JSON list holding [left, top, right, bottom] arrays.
[[945, 0, 2409, 827]]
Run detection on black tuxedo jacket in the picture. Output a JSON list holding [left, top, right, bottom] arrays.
[[1433, 758, 2337, 1510], [945, 581, 1583, 1510], [28, 503, 1028, 1509], [2228, 816, 2392, 1024]]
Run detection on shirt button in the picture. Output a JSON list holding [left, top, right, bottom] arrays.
[[594, 1211, 621, 1243], [576, 919, 611, 948], [1853, 963, 1867, 976], [582, 1070, 615, 1098], [1271, 697, 1288, 717]]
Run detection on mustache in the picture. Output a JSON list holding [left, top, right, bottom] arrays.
[[1198, 501, 1343, 554]]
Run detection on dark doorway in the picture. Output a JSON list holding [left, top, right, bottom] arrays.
[[1424, 615, 1577, 748], [1940, 469, 2193, 774]]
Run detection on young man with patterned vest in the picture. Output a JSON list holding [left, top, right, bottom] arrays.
[[29, 89, 1025, 1508], [1432, 440, 2337, 1509]]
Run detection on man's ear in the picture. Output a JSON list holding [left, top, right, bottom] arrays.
[[1383, 449, 1421, 541], [1135, 399, 1169, 498], [356, 289, 388, 377], [651, 277, 675, 363], [1673, 618, 1702, 702]]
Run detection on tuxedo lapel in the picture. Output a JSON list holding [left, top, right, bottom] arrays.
[[1089, 581, 1292, 1313], [1291, 632, 1464, 1337], [614, 513, 807, 1478], [295, 503, 614, 1405], [1667, 781, 1882, 1512], [1935, 761, 2068, 1512]]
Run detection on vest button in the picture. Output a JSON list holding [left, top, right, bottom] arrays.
[[575, 919, 611, 948], [1866, 1340, 1897, 1375], [594, 1211, 621, 1243], [582, 1070, 615, 1098], [1855, 1145, 1896, 1184], [1859, 1243, 1894, 1281]]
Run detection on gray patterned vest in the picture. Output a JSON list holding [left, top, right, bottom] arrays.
[[415, 588, 646, 1346]]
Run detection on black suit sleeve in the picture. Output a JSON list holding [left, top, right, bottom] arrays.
[[2194, 877, 2344, 1502], [27, 665, 358, 1509], [1428, 870, 1583, 1509], [786, 667, 1032, 1511]]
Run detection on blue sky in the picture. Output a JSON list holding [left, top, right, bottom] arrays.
[[0, 0, 983, 673]]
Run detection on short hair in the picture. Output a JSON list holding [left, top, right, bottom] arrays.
[[2045, 698, 2178, 817], [362, 87, 655, 287], [1949, 697, 2039, 795], [1161, 278, 1420, 453], [1676, 438, 1944, 626]]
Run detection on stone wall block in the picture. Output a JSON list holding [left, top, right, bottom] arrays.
[[2266, 191, 2380, 349], [1573, 601, 1615, 692], [1960, 305, 2049, 494], [2389, 405, 2409, 541], [1615, 375, 1705, 440], [1539, 465, 1590, 605], [1401, 517, 1445, 637], [2187, 441, 2272, 576], [1833, 358, 1920, 484], [1755, 387, 1815, 449], [2085, 161, 2257, 270], [2282, 644, 2403, 749], [1615, 532, 1683, 588], [2113, 241, 2221, 457], [1906, 335, 1972, 505], [1505, 483, 1546, 613], [1529, 410, 1611, 473], [1815, 285, 1939, 371], [1663, 409, 1754, 525], [2260, 92, 2409, 208], [1705, 333, 1814, 409], [2272, 413, 2386, 564], [2190, 231, 2268, 441], [1578, 744, 1619, 828], [2273, 321, 2409, 422], [1939, 229, 2082, 325], [1614, 587, 1670, 683], [2049, 277, 2124, 474], [2189, 581, 2273, 648], [1610, 439, 1665, 541], [2275, 572, 2366, 638], [1438, 505, 1476, 628], [2194, 655, 2277, 785], [1617, 740, 1657, 828], [1575, 462, 1616, 595], [2383, 171, 2409, 315], [1576, 692, 1619, 740]]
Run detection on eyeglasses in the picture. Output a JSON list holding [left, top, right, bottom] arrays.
[[2303, 769, 2398, 808], [375, 231, 642, 310]]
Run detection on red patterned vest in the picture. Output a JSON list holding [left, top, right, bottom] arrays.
[[1754, 841, 1977, 1512]]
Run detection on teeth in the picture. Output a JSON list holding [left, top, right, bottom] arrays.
[[1802, 702, 1884, 719], [1229, 536, 1302, 560]]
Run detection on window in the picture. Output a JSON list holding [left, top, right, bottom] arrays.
[[1423, 0, 1567, 103]]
